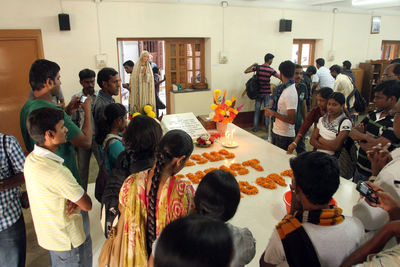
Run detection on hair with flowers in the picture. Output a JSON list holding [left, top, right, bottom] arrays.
[[210, 89, 244, 123]]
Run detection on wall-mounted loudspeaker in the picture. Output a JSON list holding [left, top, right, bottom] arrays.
[[279, 19, 292, 32], [58, 14, 71, 31]]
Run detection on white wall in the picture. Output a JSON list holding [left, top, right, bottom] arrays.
[[1, 0, 399, 114]]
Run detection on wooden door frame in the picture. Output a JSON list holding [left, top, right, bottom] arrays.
[[381, 40, 400, 61], [293, 39, 315, 68], [0, 29, 44, 152], [0, 29, 44, 57]]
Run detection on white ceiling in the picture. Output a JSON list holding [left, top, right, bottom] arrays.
[[95, 0, 400, 14]]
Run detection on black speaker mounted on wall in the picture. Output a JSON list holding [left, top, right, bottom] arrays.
[[58, 13, 71, 31], [279, 19, 292, 32]]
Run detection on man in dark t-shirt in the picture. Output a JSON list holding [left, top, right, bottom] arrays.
[[244, 53, 280, 136], [349, 80, 400, 183]]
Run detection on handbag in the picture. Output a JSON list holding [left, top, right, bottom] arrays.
[[2, 135, 29, 209], [334, 118, 357, 179], [98, 206, 126, 267]]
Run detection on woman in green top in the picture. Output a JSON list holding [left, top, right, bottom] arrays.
[[95, 103, 127, 173]]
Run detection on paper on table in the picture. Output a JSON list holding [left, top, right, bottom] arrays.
[[161, 112, 209, 139]]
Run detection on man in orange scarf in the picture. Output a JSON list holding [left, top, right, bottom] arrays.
[[260, 151, 364, 267]]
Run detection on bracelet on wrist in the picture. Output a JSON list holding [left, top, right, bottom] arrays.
[[291, 142, 297, 148]]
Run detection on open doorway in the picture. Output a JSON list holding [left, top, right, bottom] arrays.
[[117, 39, 166, 116]]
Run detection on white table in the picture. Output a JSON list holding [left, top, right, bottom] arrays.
[[88, 123, 359, 267]]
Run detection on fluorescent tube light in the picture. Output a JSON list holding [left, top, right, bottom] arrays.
[[352, 0, 399, 6]]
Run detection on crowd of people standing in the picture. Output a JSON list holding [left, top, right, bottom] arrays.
[[1, 53, 400, 267]]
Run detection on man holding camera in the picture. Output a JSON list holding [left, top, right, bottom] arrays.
[[352, 93, 400, 241], [71, 69, 100, 192]]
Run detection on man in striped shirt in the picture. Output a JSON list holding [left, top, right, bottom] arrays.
[[349, 80, 400, 183], [245, 53, 280, 135], [24, 107, 92, 266]]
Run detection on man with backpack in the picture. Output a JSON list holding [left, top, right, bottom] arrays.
[[244, 53, 280, 136], [330, 65, 355, 112]]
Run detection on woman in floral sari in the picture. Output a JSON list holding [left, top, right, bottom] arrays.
[[119, 129, 195, 266]]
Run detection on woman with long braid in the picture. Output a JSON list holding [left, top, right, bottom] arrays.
[[118, 129, 195, 266]]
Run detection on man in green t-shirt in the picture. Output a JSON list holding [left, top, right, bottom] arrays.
[[20, 59, 93, 183], [20, 59, 94, 266], [294, 64, 307, 154]]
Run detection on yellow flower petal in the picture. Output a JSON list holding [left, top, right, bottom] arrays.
[[147, 111, 156, 118], [143, 105, 152, 114], [132, 112, 141, 118], [225, 100, 232, 107], [210, 104, 217, 110], [214, 89, 221, 96]]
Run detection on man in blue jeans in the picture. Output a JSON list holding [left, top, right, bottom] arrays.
[[244, 53, 280, 136], [0, 133, 26, 267], [264, 61, 298, 150]]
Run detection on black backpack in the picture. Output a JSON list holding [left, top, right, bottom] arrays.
[[347, 88, 367, 113], [245, 65, 260, 100], [95, 137, 119, 203], [344, 75, 367, 113]]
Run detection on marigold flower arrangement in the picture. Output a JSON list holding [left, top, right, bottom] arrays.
[[210, 89, 244, 123], [129, 104, 156, 120]]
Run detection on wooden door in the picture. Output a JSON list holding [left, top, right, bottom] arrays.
[[165, 39, 205, 113], [0, 30, 44, 152]]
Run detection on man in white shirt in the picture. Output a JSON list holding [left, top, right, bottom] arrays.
[[312, 58, 335, 92], [264, 60, 298, 150], [260, 151, 364, 267], [330, 64, 355, 111]]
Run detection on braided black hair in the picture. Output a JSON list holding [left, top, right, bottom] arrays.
[[146, 129, 194, 254]]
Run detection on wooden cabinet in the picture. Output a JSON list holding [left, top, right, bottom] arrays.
[[359, 60, 390, 103]]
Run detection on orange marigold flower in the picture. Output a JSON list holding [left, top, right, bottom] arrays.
[[185, 160, 196, 167], [229, 163, 242, 171], [204, 167, 218, 174], [197, 158, 209, 164], [190, 154, 202, 161], [218, 149, 230, 155], [237, 168, 250, 175], [225, 153, 235, 159], [266, 173, 287, 187], [254, 165, 264, 171], [255, 177, 277, 189], [280, 169, 294, 178], [238, 181, 258, 195]]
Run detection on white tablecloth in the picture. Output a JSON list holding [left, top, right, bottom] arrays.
[[88, 123, 359, 267]]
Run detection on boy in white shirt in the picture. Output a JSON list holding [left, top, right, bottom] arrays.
[[264, 60, 298, 150], [24, 107, 92, 267]]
